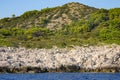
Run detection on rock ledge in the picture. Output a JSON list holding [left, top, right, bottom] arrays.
[[0, 45, 120, 73]]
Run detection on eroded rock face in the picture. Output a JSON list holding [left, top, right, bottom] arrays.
[[0, 44, 120, 73]]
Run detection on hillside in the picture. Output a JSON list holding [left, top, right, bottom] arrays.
[[0, 2, 120, 48], [0, 2, 97, 30]]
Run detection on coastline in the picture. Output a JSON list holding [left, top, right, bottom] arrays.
[[0, 44, 120, 73], [0, 66, 120, 73]]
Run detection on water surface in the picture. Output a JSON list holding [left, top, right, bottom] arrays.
[[0, 73, 120, 80]]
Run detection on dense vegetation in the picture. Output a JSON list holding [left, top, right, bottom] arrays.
[[0, 3, 120, 48]]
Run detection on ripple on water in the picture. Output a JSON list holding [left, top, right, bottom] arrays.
[[0, 73, 120, 80]]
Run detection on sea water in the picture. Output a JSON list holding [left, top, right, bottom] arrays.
[[0, 73, 120, 80]]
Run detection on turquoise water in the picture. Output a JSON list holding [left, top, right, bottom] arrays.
[[0, 73, 120, 80]]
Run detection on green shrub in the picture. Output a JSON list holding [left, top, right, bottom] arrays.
[[0, 28, 11, 36]]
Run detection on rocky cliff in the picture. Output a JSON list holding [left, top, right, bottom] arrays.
[[0, 44, 120, 73]]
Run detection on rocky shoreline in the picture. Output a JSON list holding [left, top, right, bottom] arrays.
[[0, 44, 120, 73], [0, 66, 120, 73]]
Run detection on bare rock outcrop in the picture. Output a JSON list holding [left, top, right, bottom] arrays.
[[0, 44, 120, 73]]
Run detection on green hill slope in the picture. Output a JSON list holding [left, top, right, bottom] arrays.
[[0, 2, 97, 29], [0, 2, 120, 48]]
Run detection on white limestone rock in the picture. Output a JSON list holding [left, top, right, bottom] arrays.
[[0, 44, 120, 69]]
